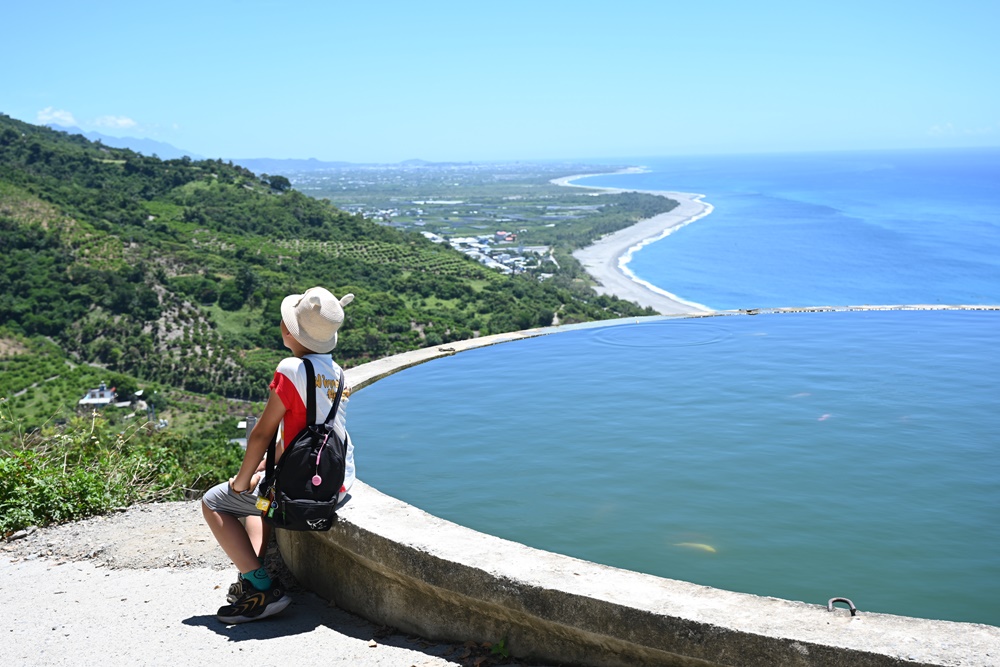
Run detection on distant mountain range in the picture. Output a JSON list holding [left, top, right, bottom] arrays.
[[46, 124, 205, 161], [232, 157, 481, 174], [44, 125, 477, 174], [229, 157, 357, 173]]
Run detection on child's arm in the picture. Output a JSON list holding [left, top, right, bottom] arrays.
[[230, 389, 286, 494]]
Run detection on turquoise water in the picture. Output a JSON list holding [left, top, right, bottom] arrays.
[[574, 149, 1000, 310], [350, 150, 999, 624], [348, 310, 1000, 625]]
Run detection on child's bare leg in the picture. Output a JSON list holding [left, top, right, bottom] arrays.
[[244, 515, 272, 560], [201, 500, 261, 573]]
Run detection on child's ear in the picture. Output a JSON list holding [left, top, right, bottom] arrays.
[[339, 294, 354, 307]]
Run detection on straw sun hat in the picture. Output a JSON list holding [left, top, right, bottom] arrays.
[[280, 287, 354, 353]]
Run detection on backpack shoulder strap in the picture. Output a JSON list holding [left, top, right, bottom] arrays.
[[301, 357, 317, 425], [321, 367, 345, 428]]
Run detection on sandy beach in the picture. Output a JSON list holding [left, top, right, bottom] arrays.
[[553, 173, 713, 315]]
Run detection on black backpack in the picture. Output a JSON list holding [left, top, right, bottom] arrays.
[[259, 357, 347, 531]]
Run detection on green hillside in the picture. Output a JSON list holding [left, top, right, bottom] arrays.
[[0, 113, 674, 531], [0, 113, 655, 411]]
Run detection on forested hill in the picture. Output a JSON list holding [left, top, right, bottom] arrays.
[[0, 113, 654, 405]]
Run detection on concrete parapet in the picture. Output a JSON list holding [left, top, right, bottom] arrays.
[[278, 482, 998, 666], [277, 311, 1000, 666]]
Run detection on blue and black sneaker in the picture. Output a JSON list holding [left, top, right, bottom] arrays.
[[216, 578, 291, 624]]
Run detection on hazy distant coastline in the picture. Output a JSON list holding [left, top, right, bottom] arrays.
[[553, 172, 713, 315]]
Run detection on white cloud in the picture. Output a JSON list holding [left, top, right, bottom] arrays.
[[928, 122, 996, 137], [927, 123, 955, 136], [36, 107, 77, 127], [964, 125, 996, 136], [93, 115, 138, 130]]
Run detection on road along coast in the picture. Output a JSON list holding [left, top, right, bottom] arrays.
[[553, 172, 714, 315]]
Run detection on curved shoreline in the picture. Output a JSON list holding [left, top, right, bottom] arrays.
[[553, 171, 714, 315]]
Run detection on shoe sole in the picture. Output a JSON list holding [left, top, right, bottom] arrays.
[[217, 595, 292, 624]]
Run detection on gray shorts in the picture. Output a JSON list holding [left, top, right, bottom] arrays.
[[201, 479, 351, 518], [201, 478, 265, 518]]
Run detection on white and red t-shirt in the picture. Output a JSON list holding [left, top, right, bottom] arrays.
[[270, 354, 355, 496]]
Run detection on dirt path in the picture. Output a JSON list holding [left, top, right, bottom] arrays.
[[1, 501, 526, 666]]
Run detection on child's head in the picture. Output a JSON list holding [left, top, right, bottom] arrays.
[[280, 287, 354, 353]]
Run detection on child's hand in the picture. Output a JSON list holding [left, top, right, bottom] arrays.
[[229, 472, 263, 495], [228, 476, 248, 494]]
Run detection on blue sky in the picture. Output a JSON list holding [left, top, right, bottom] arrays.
[[3, 1, 998, 163]]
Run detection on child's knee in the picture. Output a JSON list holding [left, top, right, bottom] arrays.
[[201, 494, 226, 523]]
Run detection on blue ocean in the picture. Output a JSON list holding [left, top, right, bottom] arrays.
[[347, 148, 1000, 626], [572, 148, 1000, 310]]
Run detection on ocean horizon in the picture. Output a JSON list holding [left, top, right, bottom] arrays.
[[571, 147, 1000, 311]]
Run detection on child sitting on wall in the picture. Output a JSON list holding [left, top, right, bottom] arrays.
[[201, 286, 356, 624]]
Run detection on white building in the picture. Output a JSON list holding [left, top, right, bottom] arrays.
[[78, 382, 116, 407]]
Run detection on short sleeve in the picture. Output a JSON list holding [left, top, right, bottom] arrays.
[[271, 357, 309, 445]]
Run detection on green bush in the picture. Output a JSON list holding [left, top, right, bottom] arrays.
[[218, 281, 244, 311], [0, 405, 181, 535], [174, 424, 246, 494]]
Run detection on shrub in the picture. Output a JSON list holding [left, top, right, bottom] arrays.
[[0, 404, 179, 535]]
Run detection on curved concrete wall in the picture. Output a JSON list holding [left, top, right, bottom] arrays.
[[277, 309, 1000, 667]]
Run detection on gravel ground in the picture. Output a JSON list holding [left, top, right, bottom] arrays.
[[1, 501, 522, 666]]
